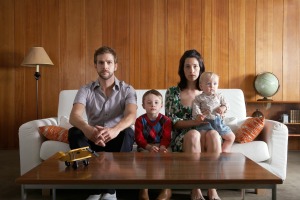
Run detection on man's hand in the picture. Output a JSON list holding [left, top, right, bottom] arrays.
[[84, 125, 106, 147], [94, 126, 119, 146]]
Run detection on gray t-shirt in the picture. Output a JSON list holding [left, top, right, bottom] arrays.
[[74, 78, 137, 128]]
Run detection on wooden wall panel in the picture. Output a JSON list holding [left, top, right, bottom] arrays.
[[185, 0, 203, 51], [283, 0, 300, 100], [244, 0, 257, 100], [166, 0, 185, 87], [228, 0, 246, 89], [0, 0, 16, 148], [111, 0, 130, 84], [211, 0, 229, 88], [140, 0, 157, 89], [14, 0, 26, 149], [129, 0, 141, 88], [85, 0, 103, 83], [156, 0, 167, 89], [41, 0, 60, 118], [101, 0, 116, 48], [60, 0, 86, 90], [1, 0, 300, 149], [272, 0, 284, 99], [202, 0, 212, 69]]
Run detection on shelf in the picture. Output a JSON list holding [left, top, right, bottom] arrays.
[[245, 101, 300, 150], [246, 101, 300, 104], [289, 134, 300, 137]]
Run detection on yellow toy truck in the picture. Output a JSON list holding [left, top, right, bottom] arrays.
[[56, 146, 99, 169]]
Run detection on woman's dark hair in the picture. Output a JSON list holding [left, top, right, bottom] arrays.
[[177, 49, 205, 90]]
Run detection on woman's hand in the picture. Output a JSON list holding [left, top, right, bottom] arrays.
[[196, 114, 206, 122]]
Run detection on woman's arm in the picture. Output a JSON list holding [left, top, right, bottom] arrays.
[[173, 119, 204, 129], [165, 87, 206, 130]]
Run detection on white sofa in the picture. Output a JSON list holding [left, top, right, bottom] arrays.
[[19, 89, 289, 182]]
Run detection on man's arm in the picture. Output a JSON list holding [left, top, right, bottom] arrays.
[[69, 103, 95, 141], [114, 103, 137, 133], [98, 103, 137, 143]]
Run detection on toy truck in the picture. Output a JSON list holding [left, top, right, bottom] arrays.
[[56, 146, 99, 169]]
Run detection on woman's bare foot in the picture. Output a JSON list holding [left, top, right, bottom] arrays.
[[191, 189, 205, 200], [207, 189, 221, 200]]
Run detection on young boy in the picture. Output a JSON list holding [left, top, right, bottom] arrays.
[[192, 72, 235, 153], [134, 89, 172, 200]]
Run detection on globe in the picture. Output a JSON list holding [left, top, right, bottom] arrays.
[[254, 72, 280, 101]]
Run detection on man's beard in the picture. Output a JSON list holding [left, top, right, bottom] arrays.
[[98, 71, 113, 80]]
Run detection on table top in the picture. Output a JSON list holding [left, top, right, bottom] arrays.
[[16, 152, 282, 187]]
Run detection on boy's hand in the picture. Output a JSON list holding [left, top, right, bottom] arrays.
[[146, 144, 159, 153], [159, 146, 168, 153]]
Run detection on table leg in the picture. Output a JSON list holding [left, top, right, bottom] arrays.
[[241, 189, 245, 200], [52, 188, 56, 200], [272, 185, 277, 200], [21, 185, 27, 200]]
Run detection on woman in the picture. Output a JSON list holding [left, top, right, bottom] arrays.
[[165, 49, 222, 200]]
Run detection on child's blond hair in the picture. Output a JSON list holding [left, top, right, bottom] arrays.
[[199, 72, 219, 84]]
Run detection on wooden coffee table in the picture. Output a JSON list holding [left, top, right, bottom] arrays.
[[16, 152, 282, 200]]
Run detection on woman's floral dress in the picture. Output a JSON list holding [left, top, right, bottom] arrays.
[[165, 86, 212, 152]]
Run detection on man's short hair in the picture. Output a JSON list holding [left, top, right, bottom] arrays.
[[94, 46, 118, 64]]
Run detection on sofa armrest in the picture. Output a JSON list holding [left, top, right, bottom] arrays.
[[256, 119, 289, 180], [18, 117, 58, 175]]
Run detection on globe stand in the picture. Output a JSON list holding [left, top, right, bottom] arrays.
[[257, 97, 273, 101]]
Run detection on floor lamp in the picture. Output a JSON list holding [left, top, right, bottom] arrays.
[[21, 47, 54, 119]]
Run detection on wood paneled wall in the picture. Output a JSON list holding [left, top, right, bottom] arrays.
[[1, 0, 299, 149]]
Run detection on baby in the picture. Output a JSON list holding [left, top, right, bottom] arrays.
[[192, 72, 235, 152]]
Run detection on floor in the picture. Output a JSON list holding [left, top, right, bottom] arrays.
[[1, 150, 299, 200]]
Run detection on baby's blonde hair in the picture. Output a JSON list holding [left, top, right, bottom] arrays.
[[200, 72, 219, 83]]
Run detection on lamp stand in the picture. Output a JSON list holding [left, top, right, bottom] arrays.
[[21, 47, 54, 119], [34, 66, 41, 119]]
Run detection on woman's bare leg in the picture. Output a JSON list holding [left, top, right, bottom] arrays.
[[205, 130, 221, 153], [183, 130, 201, 153], [183, 130, 205, 200], [206, 130, 221, 200]]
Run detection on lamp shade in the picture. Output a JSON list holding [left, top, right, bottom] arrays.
[[21, 47, 54, 66]]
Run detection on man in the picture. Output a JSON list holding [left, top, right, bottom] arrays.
[[68, 46, 137, 200]]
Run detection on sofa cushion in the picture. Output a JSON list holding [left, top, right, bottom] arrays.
[[40, 140, 70, 160], [231, 141, 270, 162], [39, 126, 69, 143], [235, 117, 265, 143], [223, 117, 238, 132]]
